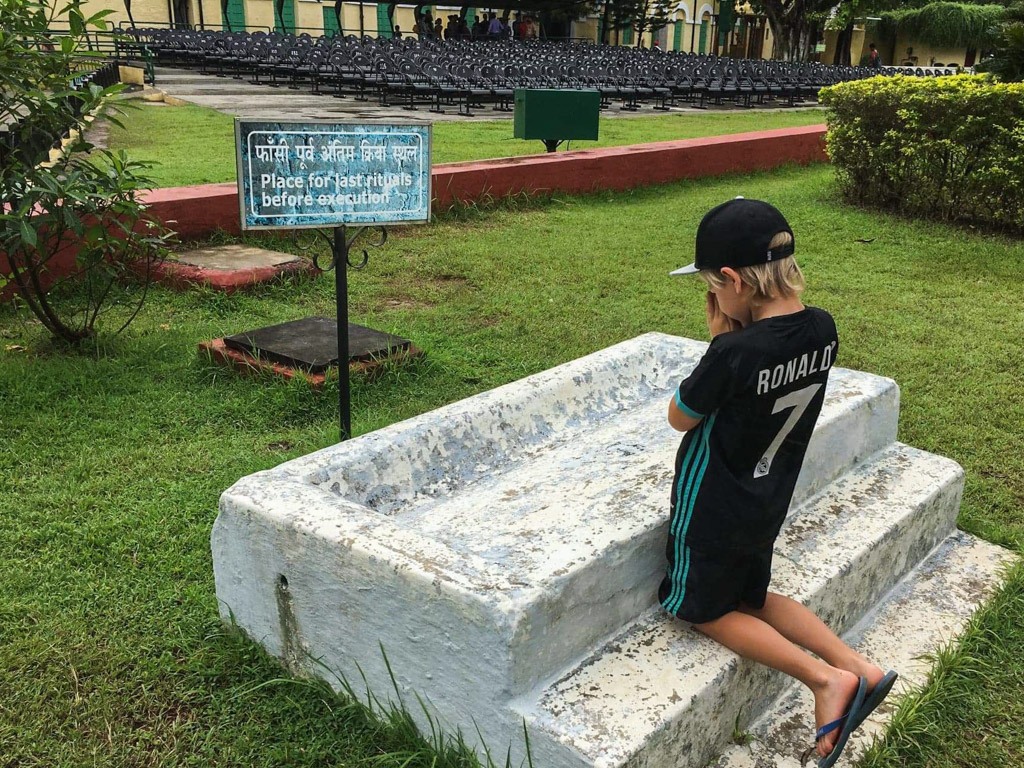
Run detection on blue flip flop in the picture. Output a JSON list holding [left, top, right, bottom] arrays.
[[817, 676, 868, 768], [851, 670, 899, 731]]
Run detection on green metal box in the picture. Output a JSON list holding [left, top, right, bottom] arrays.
[[513, 89, 601, 141]]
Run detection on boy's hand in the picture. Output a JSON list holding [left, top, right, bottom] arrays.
[[706, 292, 741, 337]]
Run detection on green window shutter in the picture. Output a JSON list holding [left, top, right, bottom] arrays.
[[623, 25, 633, 45], [284, 0, 295, 34], [275, 0, 295, 33], [222, 0, 245, 31], [323, 5, 340, 36], [673, 20, 682, 50], [376, 2, 392, 37], [699, 20, 707, 54]]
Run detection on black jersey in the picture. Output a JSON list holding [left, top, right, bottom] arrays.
[[669, 307, 839, 551]]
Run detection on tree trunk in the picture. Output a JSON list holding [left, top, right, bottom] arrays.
[[833, 22, 853, 66], [600, 1, 612, 44]]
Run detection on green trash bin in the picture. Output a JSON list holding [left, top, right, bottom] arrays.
[[513, 89, 600, 152]]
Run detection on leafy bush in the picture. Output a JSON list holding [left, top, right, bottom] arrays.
[[820, 75, 1024, 232], [0, 0, 171, 344]]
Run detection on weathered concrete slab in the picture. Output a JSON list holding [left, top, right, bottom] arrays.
[[153, 243, 315, 291], [171, 243, 301, 270], [210, 332, 1009, 768], [214, 334, 896, 701]]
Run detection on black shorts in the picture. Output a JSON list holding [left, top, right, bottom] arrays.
[[658, 539, 773, 624]]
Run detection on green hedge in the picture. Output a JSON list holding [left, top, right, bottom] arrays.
[[820, 75, 1024, 232]]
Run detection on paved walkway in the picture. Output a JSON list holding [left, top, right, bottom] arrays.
[[151, 66, 824, 122]]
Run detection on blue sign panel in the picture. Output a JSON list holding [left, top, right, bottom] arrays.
[[235, 121, 431, 230]]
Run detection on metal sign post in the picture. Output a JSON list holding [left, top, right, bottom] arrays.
[[235, 120, 432, 441]]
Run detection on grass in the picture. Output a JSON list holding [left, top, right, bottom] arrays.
[[1, 163, 1023, 767], [104, 100, 827, 187]]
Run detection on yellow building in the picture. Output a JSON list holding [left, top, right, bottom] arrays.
[[75, 0, 772, 58], [573, 1, 774, 57], [80, 0, 455, 37], [823, 23, 975, 69]]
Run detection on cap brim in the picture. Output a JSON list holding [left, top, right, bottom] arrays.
[[669, 263, 700, 276]]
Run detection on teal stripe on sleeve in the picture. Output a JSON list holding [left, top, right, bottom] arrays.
[[674, 390, 704, 419]]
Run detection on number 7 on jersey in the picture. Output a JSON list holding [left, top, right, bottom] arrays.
[[754, 383, 822, 478]]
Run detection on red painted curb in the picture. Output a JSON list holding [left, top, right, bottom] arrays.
[[432, 125, 828, 206], [139, 126, 826, 241]]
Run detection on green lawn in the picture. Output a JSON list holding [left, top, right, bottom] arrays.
[[2, 164, 1023, 767], [106, 100, 827, 187]]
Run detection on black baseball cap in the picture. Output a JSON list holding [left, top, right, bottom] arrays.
[[670, 197, 795, 275]]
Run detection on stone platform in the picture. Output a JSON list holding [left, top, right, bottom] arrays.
[[153, 244, 316, 292], [211, 333, 1014, 768]]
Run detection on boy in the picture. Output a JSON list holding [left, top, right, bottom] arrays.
[[663, 198, 897, 768]]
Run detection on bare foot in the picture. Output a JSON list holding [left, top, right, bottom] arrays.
[[812, 668, 861, 758], [837, 652, 886, 692]]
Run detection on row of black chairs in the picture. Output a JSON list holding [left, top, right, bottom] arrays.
[[126, 28, 943, 115], [2, 59, 120, 169]]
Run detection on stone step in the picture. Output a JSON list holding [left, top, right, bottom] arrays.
[[517, 443, 964, 768], [713, 531, 1015, 768], [259, 333, 897, 694]]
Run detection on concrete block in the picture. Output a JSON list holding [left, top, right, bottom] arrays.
[[118, 65, 145, 85], [520, 444, 964, 768], [209, 333, 976, 768]]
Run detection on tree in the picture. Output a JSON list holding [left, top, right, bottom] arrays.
[[976, 2, 1024, 79], [827, 0, 901, 65], [0, 0, 170, 344], [879, 1, 1005, 48], [599, 0, 674, 44], [749, 0, 837, 59]]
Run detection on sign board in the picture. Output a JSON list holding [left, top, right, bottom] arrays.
[[235, 121, 432, 230]]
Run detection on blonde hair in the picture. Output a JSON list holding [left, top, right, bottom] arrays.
[[699, 232, 805, 304]]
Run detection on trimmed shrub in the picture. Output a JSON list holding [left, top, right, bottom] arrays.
[[820, 75, 1024, 232]]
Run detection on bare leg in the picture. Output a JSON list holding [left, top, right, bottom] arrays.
[[740, 592, 885, 690], [695, 610, 861, 757]]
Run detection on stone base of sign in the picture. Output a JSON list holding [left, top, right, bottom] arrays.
[[151, 244, 317, 292], [211, 332, 1015, 768], [199, 336, 423, 387], [224, 317, 412, 373]]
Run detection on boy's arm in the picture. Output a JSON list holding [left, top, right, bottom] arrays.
[[667, 393, 703, 432]]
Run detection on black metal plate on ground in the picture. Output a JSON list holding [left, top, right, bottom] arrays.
[[224, 316, 411, 373]]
